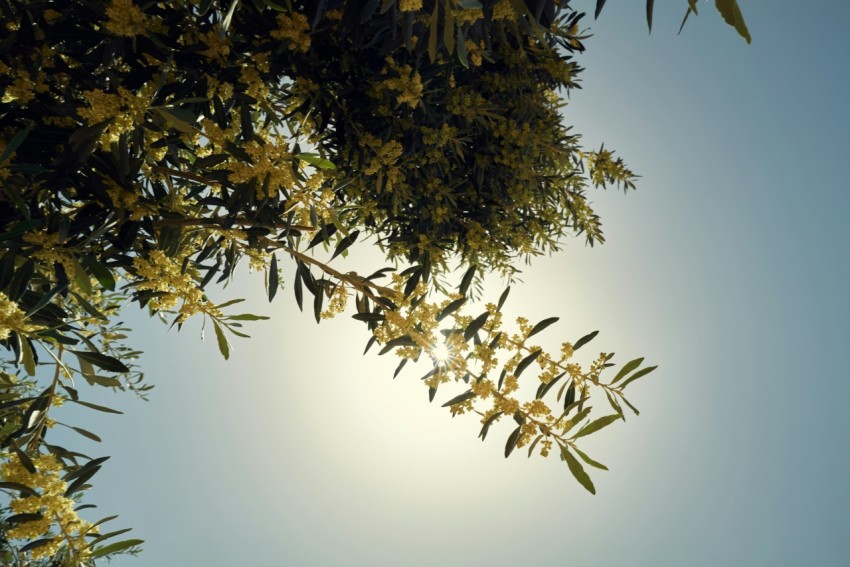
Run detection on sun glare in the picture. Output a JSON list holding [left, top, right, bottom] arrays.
[[431, 341, 451, 365]]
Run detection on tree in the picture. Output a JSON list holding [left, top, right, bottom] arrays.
[[0, 0, 748, 564]]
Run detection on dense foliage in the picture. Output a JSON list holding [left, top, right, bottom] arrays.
[[0, 0, 748, 564]]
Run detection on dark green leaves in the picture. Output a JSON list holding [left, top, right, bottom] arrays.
[[478, 411, 502, 441], [331, 230, 360, 260], [528, 317, 558, 338], [611, 357, 644, 384], [573, 330, 599, 351], [504, 426, 521, 458], [715, 0, 751, 43], [515, 349, 541, 378], [561, 444, 596, 494], [71, 351, 130, 374], [213, 320, 230, 360], [90, 539, 145, 559], [573, 414, 622, 439], [464, 312, 489, 341], [268, 253, 279, 302], [620, 365, 658, 389], [441, 390, 475, 407]]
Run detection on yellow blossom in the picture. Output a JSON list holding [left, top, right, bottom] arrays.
[[271, 12, 311, 52]]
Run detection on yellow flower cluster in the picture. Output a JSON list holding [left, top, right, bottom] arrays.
[[132, 249, 220, 322], [360, 133, 404, 178], [1, 68, 47, 104], [104, 0, 150, 37], [199, 26, 231, 64], [22, 231, 79, 286], [399, 0, 423, 11], [0, 453, 94, 561], [227, 137, 296, 200], [0, 292, 39, 340], [78, 84, 155, 146], [375, 59, 424, 108], [271, 12, 311, 53], [321, 284, 349, 319]]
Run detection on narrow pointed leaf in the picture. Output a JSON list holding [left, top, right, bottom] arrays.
[[561, 445, 596, 494], [611, 357, 644, 384]]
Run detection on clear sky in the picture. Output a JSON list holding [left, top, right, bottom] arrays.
[[61, 2, 849, 565]]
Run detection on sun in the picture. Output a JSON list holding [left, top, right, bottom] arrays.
[[431, 341, 451, 366]]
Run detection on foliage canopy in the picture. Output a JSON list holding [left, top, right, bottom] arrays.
[[0, 0, 747, 564]]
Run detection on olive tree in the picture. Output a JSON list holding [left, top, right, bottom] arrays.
[[0, 0, 748, 564]]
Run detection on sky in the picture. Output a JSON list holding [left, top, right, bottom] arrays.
[[52, 2, 850, 565]]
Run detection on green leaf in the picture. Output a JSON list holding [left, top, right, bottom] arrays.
[[619, 365, 658, 389], [478, 411, 502, 441], [0, 481, 40, 497], [71, 350, 130, 373], [90, 527, 133, 546], [63, 456, 109, 482], [351, 312, 385, 322], [428, 0, 440, 63], [438, 297, 466, 321], [573, 330, 599, 351], [536, 371, 566, 400], [497, 286, 510, 310], [463, 311, 489, 341], [20, 538, 55, 553], [528, 317, 559, 338], [80, 256, 115, 291], [441, 390, 475, 407], [515, 349, 542, 378], [19, 337, 36, 376], [574, 414, 622, 439], [611, 357, 644, 384], [572, 445, 609, 471], [526, 434, 543, 458], [504, 425, 521, 458], [90, 539, 145, 559], [331, 230, 359, 260], [69, 426, 102, 443], [70, 399, 123, 415], [458, 265, 476, 296], [212, 320, 230, 360], [6, 513, 43, 524], [296, 153, 336, 170], [227, 313, 270, 321], [0, 123, 33, 164], [268, 253, 279, 302], [378, 335, 417, 355], [646, 0, 655, 32], [561, 445, 596, 494], [154, 108, 197, 134], [0, 220, 39, 242], [715, 0, 751, 43]]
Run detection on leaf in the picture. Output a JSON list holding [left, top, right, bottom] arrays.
[[594, 0, 606, 19], [458, 265, 476, 296], [0, 123, 33, 164], [619, 365, 658, 389], [561, 445, 596, 494], [526, 434, 543, 458], [81, 256, 115, 291], [63, 456, 110, 482], [90, 528, 133, 546], [228, 314, 270, 321], [528, 317, 558, 338], [646, 0, 655, 33], [268, 253, 279, 302], [515, 349, 541, 378], [496, 286, 510, 310], [504, 425, 521, 458], [478, 411, 502, 441], [428, 0, 439, 63], [155, 108, 197, 134], [574, 414, 622, 439], [611, 357, 644, 384], [331, 230, 360, 260], [6, 513, 44, 524], [69, 426, 102, 443], [19, 337, 36, 376], [378, 335, 417, 355], [536, 371, 566, 400], [89, 539, 145, 559], [463, 311, 489, 341], [212, 320, 230, 360], [437, 297, 466, 321], [572, 445, 609, 471], [351, 313, 385, 322], [0, 220, 39, 242], [20, 538, 55, 553], [715, 0, 751, 43], [71, 350, 130, 373], [441, 390, 475, 407], [0, 481, 40, 497], [70, 400, 123, 415], [296, 151, 337, 168], [293, 269, 303, 310], [573, 330, 599, 351]]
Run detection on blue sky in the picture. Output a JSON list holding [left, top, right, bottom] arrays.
[[60, 2, 849, 565]]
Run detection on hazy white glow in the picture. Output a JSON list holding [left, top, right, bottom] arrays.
[[431, 341, 451, 365]]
